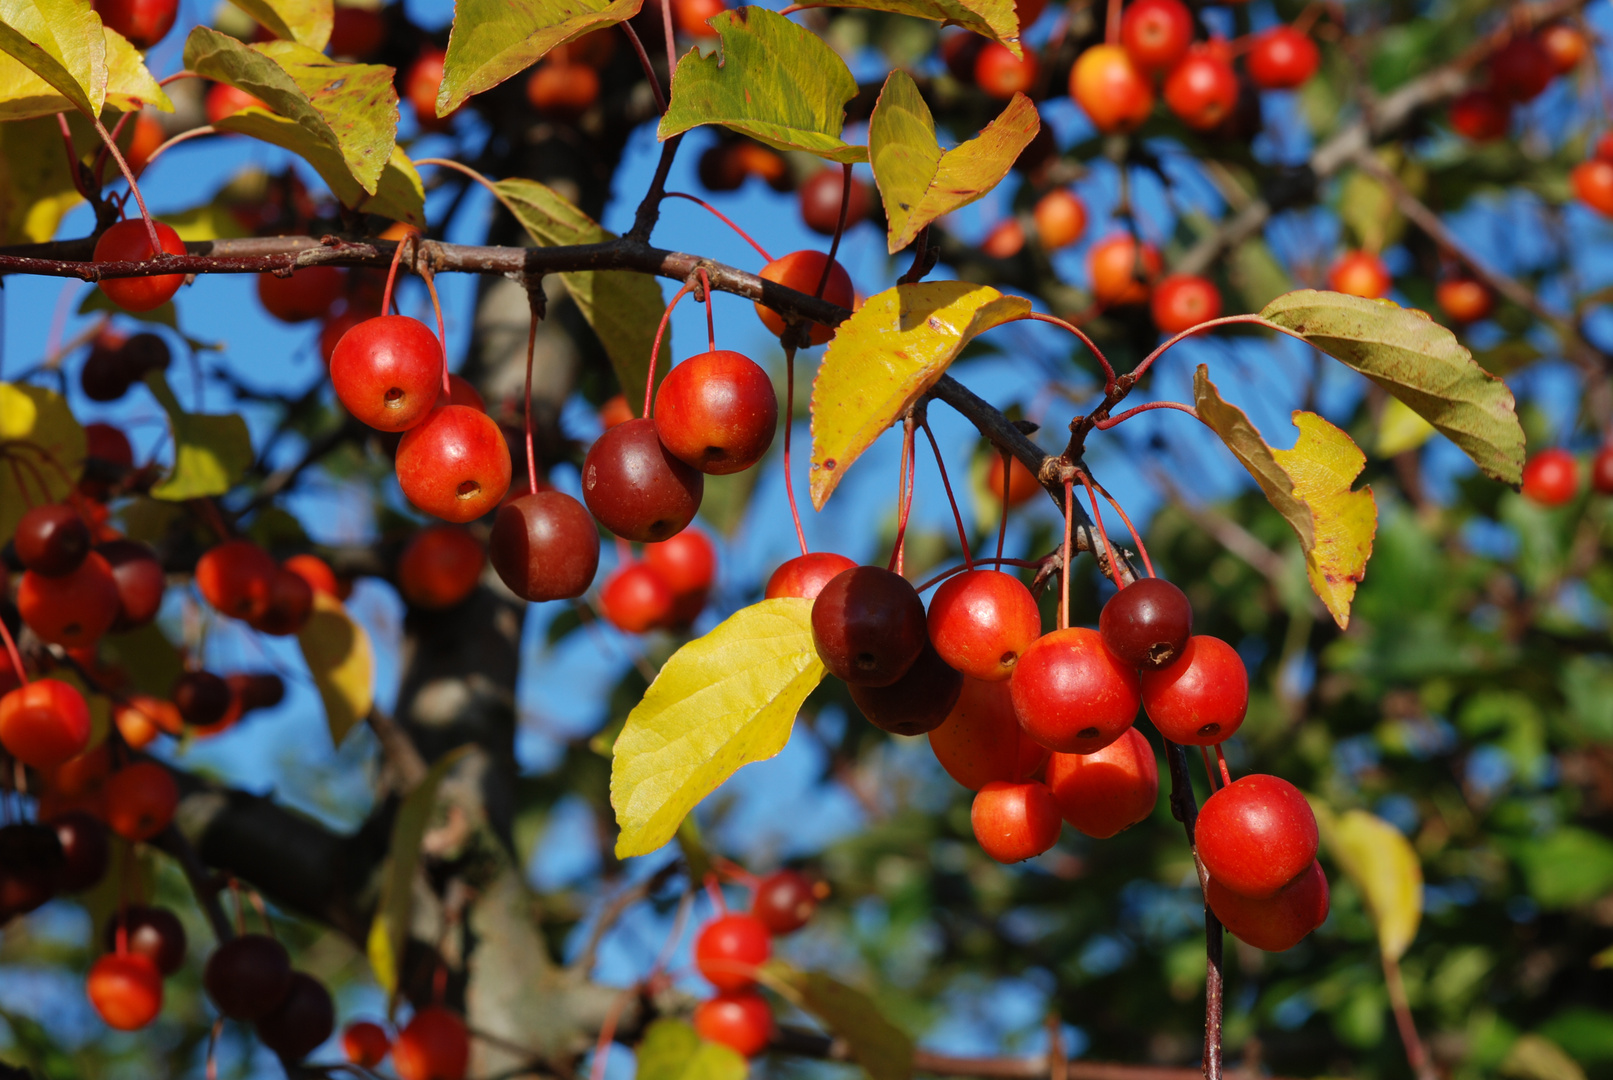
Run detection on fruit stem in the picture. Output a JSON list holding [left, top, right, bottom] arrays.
[[419, 265, 451, 397], [703, 873, 728, 914], [995, 452, 1010, 563], [660, 0, 678, 89], [620, 20, 668, 114], [0, 618, 26, 689], [782, 344, 810, 557], [1059, 478, 1073, 630], [1214, 744, 1232, 787], [380, 230, 410, 317], [523, 311, 540, 495], [1089, 475, 1155, 577], [90, 109, 135, 188], [1129, 313, 1305, 384], [699, 267, 715, 352], [588, 988, 632, 1080], [1092, 400, 1200, 430], [644, 274, 702, 417], [90, 114, 163, 259], [1023, 311, 1117, 395], [921, 418, 973, 570], [662, 192, 774, 262], [813, 163, 855, 299], [888, 415, 918, 575], [1200, 746, 1219, 791], [55, 114, 95, 204], [1383, 953, 1438, 1080], [1076, 468, 1124, 588]]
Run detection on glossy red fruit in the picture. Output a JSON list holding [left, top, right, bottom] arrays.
[[1033, 189, 1086, 250], [229, 672, 286, 715], [490, 492, 600, 602], [695, 913, 772, 991], [927, 569, 1042, 682], [251, 566, 315, 635], [196, 539, 277, 622], [19, 553, 121, 648], [654, 350, 778, 475], [103, 762, 179, 842], [1539, 22, 1587, 74], [1521, 448, 1578, 505], [1448, 89, 1511, 141], [1571, 160, 1613, 216], [693, 992, 774, 1057], [644, 530, 716, 624], [599, 563, 676, 634], [0, 823, 64, 914], [15, 504, 90, 576], [755, 251, 855, 346], [982, 219, 1026, 259], [764, 552, 858, 600], [1593, 445, 1613, 495], [124, 111, 165, 172], [975, 42, 1039, 99], [94, 0, 177, 47], [1139, 635, 1248, 745], [1328, 250, 1390, 298], [285, 553, 340, 599], [1045, 727, 1160, 838], [397, 526, 484, 609], [929, 676, 1049, 790], [1009, 627, 1141, 754], [93, 219, 186, 313], [1120, 0, 1191, 70], [397, 405, 513, 522], [799, 167, 871, 236], [328, 5, 386, 57], [405, 49, 454, 129], [51, 811, 110, 892], [173, 670, 232, 728], [1489, 34, 1553, 102], [1205, 859, 1329, 951], [849, 640, 964, 735], [87, 953, 163, 1031], [1246, 26, 1320, 89], [971, 779, 1062, 862], [582, 418, 704, 542], [1150, 274, 1222, 336], [256, 972, 335, 1061], [810, 566, 928, 686], [116, 695, 180, 747], [394, 1007, 469, 1080], [257, 266, 342, 323], [85, 422, 135, 469], [987, 453, 1041, 507], [1196, 774, 1318, 897], [673, 0, 725, 35], [330, 315, 445, 432], [205, 81, 269, 123], [1070, 44, 1154, 132], [1088, 234, 1162, 306], [1099, 577, 1193, 670], [752, 870, 823, 934], [1163, 45, 1240, 130], [1436, 277, 1494, 323], [205, 934, 293, 1021], [526, 61, 600, 117], [104, 905, 187, 975], [343, 1020, 392, 1067], [99, 540, 165, 630]]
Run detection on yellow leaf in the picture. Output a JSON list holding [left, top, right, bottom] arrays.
[[0, 0, 107, 119], [611, 599, 825, 858], [228, 0, 333, 51], [0, 381, 85, 548], [1375, 395, 1436, 458], [0, 27, 168, 118], [1502, 1035, 1588, 1080], [789, 0, 1022, 55], [297, 591, 374, 746], [811, 281, 1030, 510], [1317, 805, 1422, 961]]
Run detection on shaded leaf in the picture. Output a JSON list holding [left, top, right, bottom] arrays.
[[367, 745, 472, 995], [143, 370, 254, 500], [1228, 237, 1292, 312], [1502, 1035, 1588, 1080], [637, 1019, 748, 1080], [1375, 395, 1435, 458], [0, 113, 83, 243], [0, 381, 84, 547], [99, 625, 184, 700], [788, 0, 1021, 55], [1259, 290, 1525, 485], [1316, 805, 1422, 961], [0, 25, 170, 119], [1338, 168, 1403, 253], [658, 7, 866, 164], [763, 961, 914, 1080], [869, 72, 1038, 253], [228, 0, 333, 50], [1507, 827, 1613, 909], [0, 0, 105, 118], [812, 281, 1029, 510], [611, 598, 825, 858], [438, 0, 641, 116], [297, 592, 374, 746]]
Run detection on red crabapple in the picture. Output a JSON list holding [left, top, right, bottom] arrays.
[[971, 779, 1062, 862]]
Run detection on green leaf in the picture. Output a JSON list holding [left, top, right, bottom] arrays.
[[1508, 827, 1613, 909], [437, 0, 641, 116], [658, 7, 867, 164], [0, 381, 85, 548], [0, 113, 85, 242], [1315, 805, 1422, 961], [636, 1019, 749, 1080], [869, 72, 1038, 253], [811, 281, 1030, 510], [763, 962, 914, 1080], [1228, 237, 1292, 312], [611, 598, 825, 858], [492, 177, 667, 411], [0, 25, 170, 119], [0, 0, 106, 118], [1338, 168, 1403, 253], [788, 0, 1022, 54], [98, 625, 184, 699], [143, 369, 254, 500], [1259, 290, 1525, 485], [227, 0, 333, 50], [368, 745, 473, 995], [297, 592, 374, 746]]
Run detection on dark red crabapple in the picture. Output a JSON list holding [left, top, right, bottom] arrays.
[[1150, 275, 1222, 336], [15, 503, 90, 576], [85, 422, 135, 469], [693, 991, 775, 1057], [93, 0, 179, 48], [255, 972, 335, 1061], [752, 869, 824, 934], [1246, 26, 1321, 89], [0, 823, 65, 914], [644, 529, 717, 624], [86, 953, 163, 1031], [1099, 577, 1193, 670], [1119, 0, 1192, 70], [754, 251, 855, 346], [343, 1020, 392, 1067], [694, 913, 772, 991], [393, 1007, 469, 1080], [929, 676, 1050, 791], [971, 779, 1062, 863], [1044, 727, 1159, 838], [103, 762, 179, 842], [926, 568, 1042, 682], [229, 672, 286, 714], [249, 565, 314, 635], [1521, 448, 1578, 506], [0, 679, 92, 767], [848, 640, 964, 736], [1205, 859, 1329, 952], [582, 418, 704, 542], [1139, 635, 1248, 745], [50, 811, 110, 892], [1593, 445, 1613, 495], [173, 670, 233, 728], [1009, 627, 1141, 754], [1489, 33, 1554, 102], [599, 563, 676, 634], [1195, 774, 1319, 898], [18, 552, 121, 647], [285, 554, 340, 599], [397, 526, 485, 610], [93, 219, 187, 313], [104, 905, 187, 975], [204, 933, 294, 1021], [330, 315, 445, 433], [654, 350, 779, 475], [196, 539, 277, 621], [396, 405, 513, 522], [799, 167, 870, 236], [810, 566, 928, 686], [490, 492, 600, 602], [99, 540, 165, 630], [1449, 89, 1511, 141], [764, 552, 858, 600]]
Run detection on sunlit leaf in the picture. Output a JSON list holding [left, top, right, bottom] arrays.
[[0, 26, 170, 119], [1316, 805, 1422, 962], [1502, 1035, 1589, 1080], [297, 591, 374, 746], [143, 370, 253, 501], [0, 0, 106, 118], [611, 598, 825, 858], [438, 0, 641, 116], [869, 72, 1038, 253], [658, 7, 867, 164], [1260, 290, 1525, 485], [0, 381, 84, 548], [763, 961, 914, 1080], [228, 0, 333, 50], [636, 1019, 748, 1080], [787, 0, 1021, 55], [1375, 395, 1436, 458], [811, 281, 1029, 510]]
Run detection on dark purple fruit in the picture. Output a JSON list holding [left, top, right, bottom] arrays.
[[14, 504, 91, 577], [848, 640, 962, 735], [810, 566, 927, 687], [581, 418, 703, 543], [490, 491, 600, 601], [0, 823, 65, 914], [173, 670, 232, 727], [204, 933, 293, 1020], [254, 972, 335, 1060], [104, 905, 188, 975], [1098, 578, 1193, 670], [50, 811, 109, 892]]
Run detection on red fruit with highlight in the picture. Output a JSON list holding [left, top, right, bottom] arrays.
[[582, 418, 704, 542], [1449, 89, 1511, 141], [655, 350, 778, 475], [927, 569, 1042, 682], [1099, 577, 1193, 670], [693, 992, 774, 1057], [397, 526, 485, 609], [1572, 160, 1613, 216], [982, 219, 1026, 259], [1120, 0, 1192, 70], [406, 49, 453, 129], [1205, 859, 1329, 951], [694, 913, 771, 991], [15, 503, 90, 576], [343, 1020, 392, 1067], [18, 553, 121, 647], [196, 539, 277, 622], [1033, 189, 1087, 250], [393, 1007, 469, 1080], [811, 566, 928, 686], [599, 563, 676, 634], [971, 779, 1062, 862], [1521, 448, 1578, 506], [1246, 26, 1320, 89], [94, 0, 179, 48], [1436, 277, 1495, 323], [1328, 251, 1391, 298], [1070, 45, 1154, 133], [1088, 234, 1162, 306], [103, 761, 179, 842], [764, 552, 858, 600], [285, 553, 340, 598], [51, 811, 110, 892], [93, 219, 186, 313], [330, 315, 445, 432], [1045, 726, 1159, 838], [104, 905, 187, 975], [1196, 774, 1319, 898], [1150, 274, 1222, 335], [673, 0, 725, 35], [799, 167, 871, 236], [1009, 627, 1141, 754], [396, 405, 513, 522], [755, 251, 854, 346], [644, 529, 716, 624], [489, 492, 600, 602], [100, 540, 165, 630], [1139, 634, 1248, 745], [1539, 22, 1587, 74], [1163, 45, 1240, 130], [974, 42, 1039, 99], [87, 953, 163, 1031], [929, 676, 1049, 791], [752, 870, 823, 934]]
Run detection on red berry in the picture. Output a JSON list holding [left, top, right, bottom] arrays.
[[1070, 44, 1154, 133], [18, 552, 121, 647], [93, 220, 186, 313], [644, 529, 717, 624], [250, 565, 315, 635], [393, 1007, 469, 1080], [1196, 774, 1318, 898], [986, 453, 1041, 508], [848, 640, 964, 735], [93, 0, 179, 48], [971, 779, 1062, 862], [255, 972, 335, 1061], [1045, 727, 1161, 838], [694, 913, 772, 991], [124, 111, 165, 172], [751, 870, 823, 934], [1099, 578, 1193, 670], [229, 672, 286, 714], [1015, 0, 1046, 28], [490, 492, 601, 602], [654, 350, 778, 475], [50, 811, 110, 892], [1435, 277, 1494, 323], [926, 569, 1042, 682], [441, 373, 485, 412], [982, 219, 1026, 259], [397, 526, 485, 609], [526, 61, 600, 117], [173, 670, 233, 727], [799, 167, 871, 236], [1521, 448, 1578, 506], [755, 251, 855, 346], [330, 315, 445, 433], [328, 5, 386, 57], [975, 42, 1039, 99], [257, 266, 342, 323], [1572, 160, 1613, 216], [1088, 234, 1162, 306], [196, 539, 278, 621], [1246, 26, 1320, 89], [1139, 635, 1247, 745], [693, 992, 774, 1057], [764, 552, 858, 600], [1163, 44, 1239, 130], [204, 934, 293, 1021], [343, 1020, 392, 1067], [1449, 89, 1511, 141], [1009, 627, 1141, 754], [672, 0, 725, 35], [85, 422, 134, 469], [1328, 250, 1390, 298], [1593, 445, 1613, 495], [1205, 859, 1329, 951], [396, 405, 513, 522], [811, 566, 928, 686], [1120, 0, 1191, 70], [599, 562, 676, 634], [15, 503, 90, 576], [205, 82, 269, 124], [929, 676, 1049, 791], [87, 953, 164, 1031], [599, 394, 635, 429], [0, 823, 65, 914], [1538, 22, 1587, 74], [1150, 274, 1222, 335], [405, 49, 454, 129], [1489, 34, 1553, 102], [582, 418, 704, 542], [100, 540, 165, 630], [285, 553, 340, 599], [104, 905, 187, 975], [103, 761, 179, 842]]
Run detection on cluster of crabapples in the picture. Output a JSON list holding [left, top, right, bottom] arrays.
[[1447, 22, 1588, 144], [1519, 444, 1613, 507], [338, 1008, 473, 1080]]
